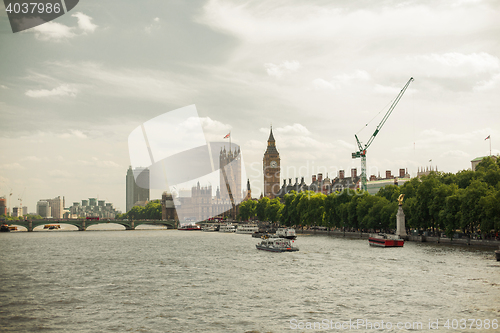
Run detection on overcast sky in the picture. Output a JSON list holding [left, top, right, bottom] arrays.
[[1, 0, 499, 213]]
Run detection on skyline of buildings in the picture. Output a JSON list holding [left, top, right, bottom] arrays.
[[68, 198, 119, 219], [0, 146, 496, 220]]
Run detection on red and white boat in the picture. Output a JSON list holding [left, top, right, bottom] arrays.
[[369, 233, 404, 247], [178, 224, 201, 231]]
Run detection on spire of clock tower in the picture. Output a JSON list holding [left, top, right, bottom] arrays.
[[265, 126, 279, 155], [268, 126, 275, 144]]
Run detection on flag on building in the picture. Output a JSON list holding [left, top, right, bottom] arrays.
[[223, 133, 230, 139], [485, 135, 490, 140]]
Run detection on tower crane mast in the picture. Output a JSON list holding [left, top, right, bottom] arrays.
[[352, 77, 414, 191], [18, 187, 26, 217]]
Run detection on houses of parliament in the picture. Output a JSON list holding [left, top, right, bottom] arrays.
[[161, 143, 247, 222], [159, 126, 413, 221]]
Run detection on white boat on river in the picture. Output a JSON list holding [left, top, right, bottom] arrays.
[[256, 236, 299, 252]]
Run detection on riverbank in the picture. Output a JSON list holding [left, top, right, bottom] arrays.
[[297, 229, 500, 249]]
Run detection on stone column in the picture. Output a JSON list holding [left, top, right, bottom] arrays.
[[79, 220, 86, 231], [28, 220, 33, 232], [396, 206, 406, 237]]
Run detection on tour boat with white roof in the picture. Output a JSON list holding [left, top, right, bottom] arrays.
[[256, 235, 299, 252], [276, 227, 297, 239], [236, 224, 259, 234], [178, 224, 201, 231], [219, 224, 236, 232]]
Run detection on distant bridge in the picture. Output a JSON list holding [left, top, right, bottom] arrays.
[[9, 219, 177, 232]]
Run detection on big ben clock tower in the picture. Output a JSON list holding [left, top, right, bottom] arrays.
[[263, 126, 280, 199]]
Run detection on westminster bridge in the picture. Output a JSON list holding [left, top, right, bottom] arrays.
[[8, 219, 177, 232]]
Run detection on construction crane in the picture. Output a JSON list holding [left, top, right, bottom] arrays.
[[18, 187, 26, 217], [352, 77, 414, 191], [8, 188, 12, 217]]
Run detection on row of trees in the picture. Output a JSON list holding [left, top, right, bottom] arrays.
[[116, 200, 162, 220], [238, 157, 500, 237], [0, 214, 43, 221]]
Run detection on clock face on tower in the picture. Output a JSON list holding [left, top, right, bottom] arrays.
[[270, 161, 277, 167]]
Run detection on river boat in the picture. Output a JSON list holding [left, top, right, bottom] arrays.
[[252, 232, 264, 238], [0, 224, 10, 232], [178, 224, 201, 231], [44, 224, 61, 230], [256, 236, 299, 252], [201, 225, 217, 232], [369, 233, 404, 247], [276, 227, 297, 239], [219, 224, 236, 232], [236, 224, 259, 234]]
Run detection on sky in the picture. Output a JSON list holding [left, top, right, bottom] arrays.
[[0, 0, 499, 214]]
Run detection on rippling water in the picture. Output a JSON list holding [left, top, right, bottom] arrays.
[[1, 229, 499, 332]]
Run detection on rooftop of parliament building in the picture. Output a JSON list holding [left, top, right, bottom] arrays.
[[274, 168, 411, 198]]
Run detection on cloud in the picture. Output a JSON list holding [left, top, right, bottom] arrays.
[[313, 70, 370, 90], [413, 52, 500, 76], [25, 13, 97, 41], [58, 130, 87, 139], [25, 84, 77, 98], [257, 123, 332, 157], [48, 169, 73, 178], [21, 156, 42, 162], [77, 158, 120, 168], [336, 139, 355, 150], [72, 12, 98, 33], [312, 78, 336, 90], [474, 72, 500, 91], [373, 84, 402, 95], [199, 1, 494, 46], [31, 21, 76, 41], [0, 163, 25, 170], [0, 85, 8, 89], [272, 123, 310, 135], [394, 128, 495, 153], [264, 60, 300, 78], [50, 62, 194, 103], [441, 150, 470, 158], [334, 70, 371, 82], [145, 17, 161, 33], [198, 117, 232, 141]]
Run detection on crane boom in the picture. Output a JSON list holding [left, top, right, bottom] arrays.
[[364, 77, 414, 149], [352, 77, 414, 191]]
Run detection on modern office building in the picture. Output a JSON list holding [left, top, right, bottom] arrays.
[[12, 207, 22, 217], [41, 196, 64, 219], [36, 201, 51, 218], [126, 166, 150, 212], [0, 197, 6, 216]]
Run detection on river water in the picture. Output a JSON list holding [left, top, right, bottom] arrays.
[[1, 229, 499, 332]]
